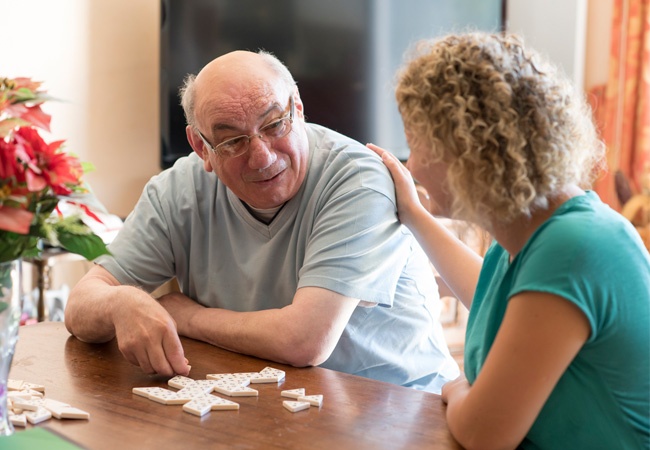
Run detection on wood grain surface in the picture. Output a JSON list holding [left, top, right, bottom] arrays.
[[7, 322, 462, 450]]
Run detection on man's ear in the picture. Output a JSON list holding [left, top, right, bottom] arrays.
[[293, 87, 305, 120], [186, 125, 214, 172]]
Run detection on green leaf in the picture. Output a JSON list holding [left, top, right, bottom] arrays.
[[12, 87, 37, 102], [0, 232, 39, 262], [0, 261, 14, 290], [80, 161, 96, 173], [56, 230, 110, 261], [0, 117, 29, 137]]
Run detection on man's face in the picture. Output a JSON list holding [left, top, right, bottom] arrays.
[[192, 82, 309, 210]]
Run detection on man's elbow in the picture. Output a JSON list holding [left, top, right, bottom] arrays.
[[64, 314, 114, 344], [64, 294, 115, 344], [279, 338, 333, 368], [64, 297, 82, 337]]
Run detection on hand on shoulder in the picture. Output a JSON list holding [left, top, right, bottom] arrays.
[[366, 143, 429, 229]]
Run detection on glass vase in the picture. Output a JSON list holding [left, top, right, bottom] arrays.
[[0, 259, 21, 437]]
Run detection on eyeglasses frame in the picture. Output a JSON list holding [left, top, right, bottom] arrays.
[[195, 96, 295, 158]]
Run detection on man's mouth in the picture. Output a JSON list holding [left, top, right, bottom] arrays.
[[246, 160, 288, 183], [254, 171, 283, 183]]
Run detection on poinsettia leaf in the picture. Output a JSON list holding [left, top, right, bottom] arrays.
[[18, 104, 51, 131], [0, 117, 29, 137], [56, 230, 110, 261], [9, 78, 43, 93], [0, 206, 34, 234], [12, 87, 37, 102]]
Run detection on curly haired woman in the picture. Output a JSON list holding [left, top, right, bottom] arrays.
[[369, 32, 650, 450]]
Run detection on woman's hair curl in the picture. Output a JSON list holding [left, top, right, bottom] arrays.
[[397, 32, 604, 225]]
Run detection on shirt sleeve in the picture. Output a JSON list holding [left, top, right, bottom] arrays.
[[95, 176, 176, 292], [297, 161, 414, 307]]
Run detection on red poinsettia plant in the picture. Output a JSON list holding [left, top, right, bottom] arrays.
[[0, 77, 109, 263]]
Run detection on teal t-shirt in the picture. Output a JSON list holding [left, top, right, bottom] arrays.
[[465, 191, 650, 449]]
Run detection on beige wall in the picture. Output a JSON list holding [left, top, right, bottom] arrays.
[[0, 0, 161, 218], [585, 0, 614, 90]]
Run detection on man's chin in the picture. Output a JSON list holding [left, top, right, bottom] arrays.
[[243, 191, 290, 210]]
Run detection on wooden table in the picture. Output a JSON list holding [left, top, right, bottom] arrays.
[[7, 322, 462, 450]]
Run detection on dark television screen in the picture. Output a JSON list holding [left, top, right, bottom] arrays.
[[160, 0, 503, 168]]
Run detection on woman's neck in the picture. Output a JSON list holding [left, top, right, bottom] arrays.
[[488, 185, 585, 259]]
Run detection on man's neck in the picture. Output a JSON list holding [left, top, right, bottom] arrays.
[[245, 203, 284, 224]]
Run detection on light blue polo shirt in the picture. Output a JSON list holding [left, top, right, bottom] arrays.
[[98, 123, 460, 392]]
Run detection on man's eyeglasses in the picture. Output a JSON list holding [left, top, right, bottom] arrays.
[[196, 97, 294, 159]]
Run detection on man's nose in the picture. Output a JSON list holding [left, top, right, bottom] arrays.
[[247, 135, 276, 169]]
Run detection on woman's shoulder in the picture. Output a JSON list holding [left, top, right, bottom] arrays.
[[523, 192, 650, 279], [537, 192, 635, 247]]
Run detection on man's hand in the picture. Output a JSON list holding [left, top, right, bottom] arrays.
[[112, 291, 190, 376], [65, 265, 190, 377]]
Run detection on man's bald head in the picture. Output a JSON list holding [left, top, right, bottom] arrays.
[[180, 50, 295, 128]]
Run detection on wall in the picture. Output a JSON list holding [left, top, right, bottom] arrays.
[[584, 0, 614, 91], [0, 0, 161, 218], [2, 0, 613, 219], [507, 0, 588, 91]]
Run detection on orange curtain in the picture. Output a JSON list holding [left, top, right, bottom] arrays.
[[589, 0, 650, 210]]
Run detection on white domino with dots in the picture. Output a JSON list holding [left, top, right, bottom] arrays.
[[183, 396, 240, 417], [297, 394, 323, 407], [206, 373, 255, 386], [132, 367, 322, 419], [43, 399, 91, 420], [11, 397, 43, 412], [5, 379, 89, 423], [24, 406, 52, 424], [283, 401, 311, 413], [280, 388, 305, 399], [9, 413, 27, 427], [212, 380, 259, 397], [250, 367, 286, 383], [167, 375, 196, 390]]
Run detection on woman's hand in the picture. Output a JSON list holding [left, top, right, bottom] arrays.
[[366, 143, 429, 228], [441, 374, 470, 404]]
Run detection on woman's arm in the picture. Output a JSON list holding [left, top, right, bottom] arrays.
[[367, 143, 482, 308], [441, 292, 591, 450]]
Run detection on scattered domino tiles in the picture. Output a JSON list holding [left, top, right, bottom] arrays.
[[282, 401, 311, 413], [132, 366, 323, 417], [5, 379, 90, 427]]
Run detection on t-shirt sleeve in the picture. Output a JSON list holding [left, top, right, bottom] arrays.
[[509, 217, 622, 343], [297, 167, 413, 307], [95, 178, 176, 292]]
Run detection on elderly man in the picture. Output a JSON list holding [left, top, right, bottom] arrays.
[[65, 50, 459, 393]]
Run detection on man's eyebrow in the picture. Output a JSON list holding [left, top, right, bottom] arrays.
[[210, 103, 282, 133]]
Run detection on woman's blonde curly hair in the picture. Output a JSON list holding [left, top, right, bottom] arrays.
[[396, 32, 605, 226]]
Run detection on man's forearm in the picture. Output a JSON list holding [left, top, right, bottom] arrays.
[[65, 280, 121, 343], [160, 287, 358, 367], [162, 293, 309, 365], [65, 266, 139, 343]]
